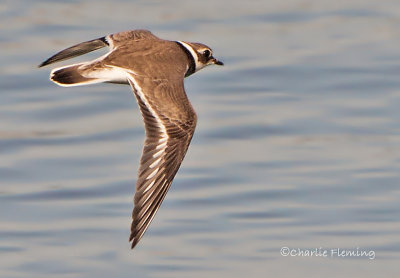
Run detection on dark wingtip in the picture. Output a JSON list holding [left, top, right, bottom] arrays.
[[130, 238, 139, 249], [129, 231, 137, 249], [38, 60, 49, 68], [37, 37, 109, 69]]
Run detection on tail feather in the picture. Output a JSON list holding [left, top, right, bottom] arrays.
[[50, 64, 102, 87], [39, 37, 109, 68]]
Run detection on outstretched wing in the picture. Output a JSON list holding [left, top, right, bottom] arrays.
[[38, 37, 109, 67], [126, 74, 197, 249], [39, 30, 159, 68]]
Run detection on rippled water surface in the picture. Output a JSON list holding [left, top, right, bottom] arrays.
[[1, 0, 400, 277]]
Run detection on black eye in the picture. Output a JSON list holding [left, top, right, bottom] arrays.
[[203, 49, 211, 58]]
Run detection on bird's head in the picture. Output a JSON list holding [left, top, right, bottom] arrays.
[[177, 41, 223, 75]]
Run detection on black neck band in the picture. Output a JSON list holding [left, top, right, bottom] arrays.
[[175, 41, 196, 77]]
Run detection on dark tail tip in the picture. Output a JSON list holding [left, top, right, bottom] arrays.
[[50, 65, 95, 86], [51, 68, 76, 85]]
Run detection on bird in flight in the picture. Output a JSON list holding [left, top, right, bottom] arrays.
[[39, 29, 223, 249]]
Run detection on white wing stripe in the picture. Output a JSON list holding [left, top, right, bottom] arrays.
[[105, 35, 114, 49], [153, 149, 164, 158], [127, 74, 169, 162], [149, 157, 162, 168], [128, 76, 168, 136], [147, 168, 158, 180], [143, 180, 155, 194], [156, 141, 167, 150], [141, 178, 167, 204]]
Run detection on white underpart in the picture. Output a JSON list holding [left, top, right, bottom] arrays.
[[82, 51, 129, 83], [50, 49, 126, 87], [177, 41, 205, 72], [85, 65, 128, 83]]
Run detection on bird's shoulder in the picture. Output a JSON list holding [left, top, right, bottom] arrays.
[[104, 39, 190, 80]]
